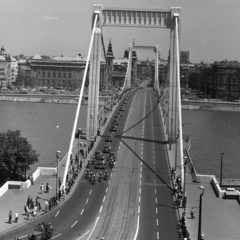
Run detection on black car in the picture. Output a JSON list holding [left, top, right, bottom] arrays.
[[95, 161, 106, 169], [110, 125, 117, 132], [105, 135, 113, 142], [119, 107, 124, 111], [112, 120, 119, 126], [103, 145, 111, 153]]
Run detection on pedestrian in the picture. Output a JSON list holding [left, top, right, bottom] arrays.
[[67, 173, 69, 182], [30, 174, 34, 185], [33, 205, 37, 216], [8, 210, 12, 223], [38, 202, 42, 212], [71, 158, 73, 166], [200, 232, 205, 240], [15, 211, 18, 223], [75, 153, 78, 164], [30, 197, 34, 209], [46, 182, 51, 193], [72, 165, 75, 174], [27, 196, 31, 208], [40, 183, 44, 194], [26, 211, 30, 220], [45, 201, 49, 212], [35, 196, 39, 206]]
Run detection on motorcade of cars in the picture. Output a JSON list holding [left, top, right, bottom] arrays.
[[110, 125, 117, 132], [105, 135, 113, 142], [103, 144, 111, 153]]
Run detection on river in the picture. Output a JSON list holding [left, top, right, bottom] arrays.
[[0, 101, 239, 179], [182, 110, 240, 179], [0, 101, 87, 173]]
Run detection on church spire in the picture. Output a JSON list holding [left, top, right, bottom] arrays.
[[106, 38, 114, 59]]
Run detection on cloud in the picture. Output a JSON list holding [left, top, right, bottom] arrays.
[[41, 15, 59, 21]]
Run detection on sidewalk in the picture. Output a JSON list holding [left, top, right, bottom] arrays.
[[0, 93, 122, 234]]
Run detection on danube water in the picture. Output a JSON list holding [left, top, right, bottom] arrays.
[[0, 101, 87, 174], [182, 110, 240, 179], [1, 101, 240, 179]]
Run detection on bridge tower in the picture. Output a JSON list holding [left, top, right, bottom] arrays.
[[86, 4, 103, 140], [105, 39, 114, 90]]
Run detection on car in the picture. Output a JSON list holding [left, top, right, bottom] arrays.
[[108, 152, 117, 161], [112, 120, 119, 125], [95, 161, 106, 169], [114, 115, 121, 119], [105, 134, 113, 142], [95, 151, 103, 160], [103, 145, 111, 153], [116, 112, 122, 117], [110, 125, 117, 132], [119, 107, 124, 111]]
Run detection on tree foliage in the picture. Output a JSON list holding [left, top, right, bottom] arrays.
[[0, 130, 39, 186]]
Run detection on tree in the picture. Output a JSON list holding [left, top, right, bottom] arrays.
[[0, 130, 39, 186]]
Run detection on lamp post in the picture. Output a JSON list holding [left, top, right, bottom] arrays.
[[56, 150, 61, 197], [220, 152, 224, 186], [198, 186, 205, 240]]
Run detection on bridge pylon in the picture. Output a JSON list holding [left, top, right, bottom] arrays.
[[86, 5, 103, 140]]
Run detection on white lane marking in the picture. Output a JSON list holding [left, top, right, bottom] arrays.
[[156, 208, 158, 214], [140, 180, 141, 186], [133, 216, 140, 240], [106, 187, 108, 193], [110, 173, 112, 177], [117, 150, 119, 154], [55, 210, 59, 217], [138, 206, 140, 214], [87, 216, 100, 240], [19, 235, 28, 239], [77, 230, 90, 240], [157, 232, 159, 240], [80, 209, 84, 215], [103, 196, 106, 202], [141, 162, 142, 166], [99, 205, 103, 213], [139, 188, 141, 194], [108, 180, 110, 184], [140, 173, 142, 178], [156, 219, 159, 226], [86, 199, 89, 204], [139, 196, 141, 202], [71, 220, 78, 228], [155, 189, 157, 194], [155, 198, 157, 203], [51, 234, 62, 239], [89, 189, 92, 195]]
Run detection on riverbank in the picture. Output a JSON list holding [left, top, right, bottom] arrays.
[[182, 99, 240, 112]]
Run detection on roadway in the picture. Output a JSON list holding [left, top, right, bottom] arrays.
[[1, 86, 179, 240]]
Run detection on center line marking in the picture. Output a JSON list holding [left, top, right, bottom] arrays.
[[80, 209, 84, 215], [155, 198, 157, 203], [106, 187, 108, 193], [156, 219, 158, 226], [71, 220, 78, 228], [99, 205, 103, 213], [86, 199, 89, 204], [103, 196, 106, 202], [89, 189, 92, 194], [55, 211, 59, 217], [51, 234, 62, 239]]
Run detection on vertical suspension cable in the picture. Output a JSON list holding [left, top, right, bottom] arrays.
[[61, 13, 99, 189], [175, 17, 184, 189]]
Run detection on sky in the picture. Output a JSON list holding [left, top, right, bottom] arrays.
[[1, 0, 240, 63]]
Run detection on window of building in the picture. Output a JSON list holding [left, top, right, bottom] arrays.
[[68, 72, 71, 79], [58, 72, 61, 78], [53, 72, 56, 78], [63, 72, 66, 78], [42, 72, 45, 78], [48, 72, 50, 77]]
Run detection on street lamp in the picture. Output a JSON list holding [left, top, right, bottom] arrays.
[[56, 150, 61, 197], [220, 153, 224, 187], [198, 185, 205, 240]]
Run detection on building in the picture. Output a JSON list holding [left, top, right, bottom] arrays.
[[180, 51, 190, 64], [30, 54, 88, 89], [17, 66, 31, 87], [212, 60, 240, 100], [0, 46, 17, 88]]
